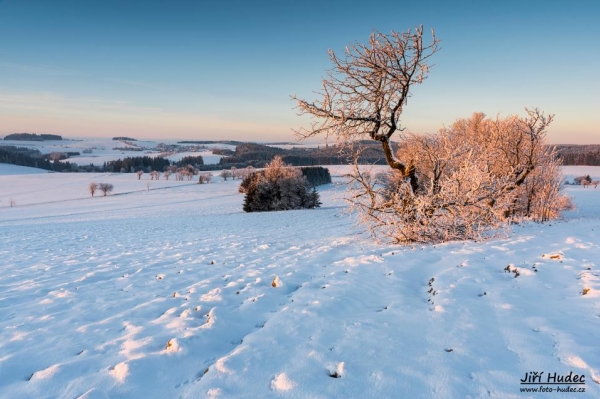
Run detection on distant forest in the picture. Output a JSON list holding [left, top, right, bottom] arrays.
[[1, 142, 599, 173], [217, 142, 387, 168], [4, 133, 62, 141], [103, 155, 204, 173], [0, 146, 73, 171], [555, 145, 600, 166]]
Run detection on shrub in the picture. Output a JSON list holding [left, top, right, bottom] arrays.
[[239, 166, 331, 193], [242, 156, 321, 212]]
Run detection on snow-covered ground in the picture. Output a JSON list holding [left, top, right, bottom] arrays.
[[0, 165, 599, 398]]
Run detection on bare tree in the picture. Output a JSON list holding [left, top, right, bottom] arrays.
[[98, 183, 114, 196], [136, 170, 143, 180], [89, 182, 98, 197], [164, 170, 171, 180], [9, 198, 16, 207], [293, 26, 440, 192]]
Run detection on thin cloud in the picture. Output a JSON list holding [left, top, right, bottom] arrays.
[[0, 61, 85, 77], [0, 92, 163, 114], [104, 78, 166, 91]]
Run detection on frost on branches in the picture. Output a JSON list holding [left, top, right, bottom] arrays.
[[293, 27, 571, 244], [351, 110, 572, 243], [242, 156, 321, 213]]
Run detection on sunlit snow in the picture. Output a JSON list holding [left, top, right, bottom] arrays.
[[0, 164, 599, 398]]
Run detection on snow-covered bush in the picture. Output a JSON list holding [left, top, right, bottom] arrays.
[[349, 110, 572, 243], [239, 166, 331, 193], [242, 156, 321, 212], [198, 173, 212, 184]]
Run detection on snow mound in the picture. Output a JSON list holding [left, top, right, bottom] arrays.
[[271, 373, 296, 391]]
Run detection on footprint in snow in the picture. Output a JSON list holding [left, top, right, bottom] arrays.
[[327, 362, 345, 378]]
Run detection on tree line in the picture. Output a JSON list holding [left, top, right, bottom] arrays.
[[102, 155, 206, 173], [218, 142, 387, 168], [3, 133, 62, 141], [555, 145, 600, 166], [0, 147, 74, 171]]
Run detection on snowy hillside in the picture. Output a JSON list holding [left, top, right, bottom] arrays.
[[0, 166, 599, 398], [0, 138, 234, 166]]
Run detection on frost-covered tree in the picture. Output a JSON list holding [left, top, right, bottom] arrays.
[[98, 183, 114, 196], [293, 27, 569, 243], [198, 173, 212, 184], [350, 110, 571, 243], [89, 182, 98, 197], [220, 170, 233, 181], [243, 156, 320, 212], [293, 26, 440, 193]]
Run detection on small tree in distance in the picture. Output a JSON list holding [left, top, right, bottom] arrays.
[[220, 170, 233, 181], [98, 183, 114, 196], [89, 182, 98, 197], [198, 173, 212, 184]]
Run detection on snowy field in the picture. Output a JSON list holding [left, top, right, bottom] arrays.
[[1, 165, 600, 398]]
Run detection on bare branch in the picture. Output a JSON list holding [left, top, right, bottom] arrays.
[[292, 26, 440, 184]]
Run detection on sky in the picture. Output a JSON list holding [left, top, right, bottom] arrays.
[[0, 0, 598, 143]]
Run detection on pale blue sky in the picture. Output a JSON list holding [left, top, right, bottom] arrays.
[[0, 0, 598, 143]]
